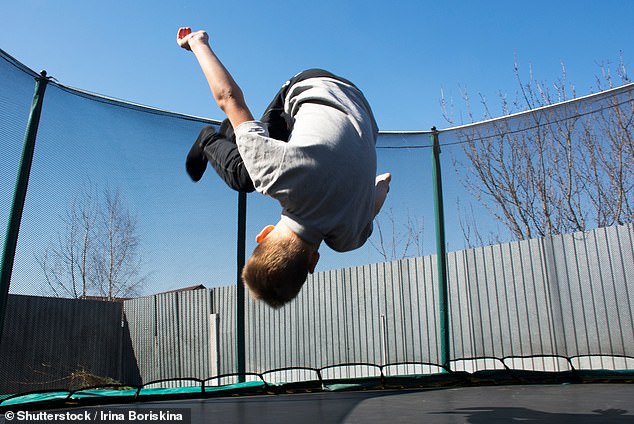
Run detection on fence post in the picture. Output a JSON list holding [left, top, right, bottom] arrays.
[[0, 71, 49, 347], [431, 127, 451, 371], [236, 191, 247, 382]]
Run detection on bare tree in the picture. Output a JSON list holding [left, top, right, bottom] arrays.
[[92, 188, 145, 300], [455, 198, 505, 249], [36, 186, 145, 299], [36, 187, 97, 298], [582, 59, 634, 227], [443, 56, 633, 242], [370, 207, 425, 261]]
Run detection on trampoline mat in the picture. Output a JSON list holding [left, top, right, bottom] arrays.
[[44, 383, 634, 424]]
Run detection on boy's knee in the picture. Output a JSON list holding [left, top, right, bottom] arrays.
[[219, 118, 235, 142]]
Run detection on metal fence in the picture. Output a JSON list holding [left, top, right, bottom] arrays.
[[123, 223, 633, 383], [1, 223, 632, 392], [448, 223, 634, 371]]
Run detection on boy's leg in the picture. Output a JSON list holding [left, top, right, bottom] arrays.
[[260, 91, 293, 142], [185, 126, 215, 182], [259, 69, 362, 142], [186, 120, 255, 193], [204, 134, 255, 192]]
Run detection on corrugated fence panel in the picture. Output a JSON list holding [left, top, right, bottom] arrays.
[[610, 224, 634, 368], [212, 285, 236, 376], [0, 295, 139, 394], [122, 288, 215, 386], [445, 223, 633, 372], [246, 289, 268, 371], [550, 224, 634, 360], [359, 263, 381, 366], [123, 296, 157, 383], [312, 270, 330, 368], [154, 293, 180, 383], [418, 255, 440, 365], [177, 289, 212, 381], [380, 261, 397, 364]]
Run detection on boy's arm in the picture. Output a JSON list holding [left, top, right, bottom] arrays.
[[177, 27, 254, 128]]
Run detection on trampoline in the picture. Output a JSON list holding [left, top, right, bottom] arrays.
[[1, 46, 633, 424], [149, 384, 634, 423], [2, 384, 634, 423]]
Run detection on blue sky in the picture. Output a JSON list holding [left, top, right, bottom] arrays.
[[3, 0, 631, 130], [1, 0, 633, 294]]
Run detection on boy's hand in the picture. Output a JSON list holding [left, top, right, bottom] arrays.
[[177, 27, 209, 51]]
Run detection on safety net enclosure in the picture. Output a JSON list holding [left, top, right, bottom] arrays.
[[0, 47, 633, 413]]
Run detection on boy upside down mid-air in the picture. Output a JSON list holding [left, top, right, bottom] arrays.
[[177, 27, 391, 308]]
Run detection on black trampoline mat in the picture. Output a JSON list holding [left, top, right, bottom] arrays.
[[68, 383, 634, 424]]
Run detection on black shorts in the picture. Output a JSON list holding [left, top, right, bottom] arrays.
[[191, 69, 357, 193]]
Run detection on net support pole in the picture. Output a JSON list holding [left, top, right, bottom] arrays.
[[0, 71, 49, 346], [431, 127, 451, 371], [236, 191, 247, 382]]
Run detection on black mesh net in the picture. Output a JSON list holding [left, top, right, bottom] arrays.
[[0, 49, 632, 406]]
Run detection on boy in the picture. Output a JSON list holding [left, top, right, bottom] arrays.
[[177, 27, 391, 308]]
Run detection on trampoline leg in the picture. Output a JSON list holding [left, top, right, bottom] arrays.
[[0, 71, 49, 347], [431, 127, 451, 371]]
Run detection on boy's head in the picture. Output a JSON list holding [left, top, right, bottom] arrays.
[[241, 224, 319, 309]]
